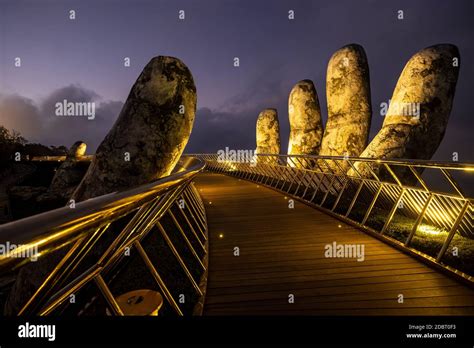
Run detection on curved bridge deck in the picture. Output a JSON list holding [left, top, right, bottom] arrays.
[[194, 173, 474, 315]]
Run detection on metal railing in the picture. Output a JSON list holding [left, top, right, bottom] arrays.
[[30, 155, 94, 162], [194, 153, 474, 284], [0, 156, 208, 316]]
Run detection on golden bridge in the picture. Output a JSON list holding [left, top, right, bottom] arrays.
[[0, 154, 473, 316]]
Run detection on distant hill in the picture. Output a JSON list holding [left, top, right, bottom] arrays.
[[0, 125, 67, 164]]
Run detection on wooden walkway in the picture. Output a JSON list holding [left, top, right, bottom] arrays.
[[194, 173, 474, 315]]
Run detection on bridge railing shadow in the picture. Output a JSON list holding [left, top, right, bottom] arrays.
[[192, 153, 474, 285], [0, 157, 208, 316]]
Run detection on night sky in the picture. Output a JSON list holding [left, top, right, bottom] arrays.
[[0, 0, 473, 162]]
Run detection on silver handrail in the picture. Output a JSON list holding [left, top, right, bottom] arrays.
[[0, 156, 208, 316], [194, 153, 474, 284]]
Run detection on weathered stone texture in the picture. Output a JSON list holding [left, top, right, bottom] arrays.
[[352, 44, 459, 178], [71, 56, 197, 201], [255, 108, 280, 164], [287, 80, 323, 168], [4, 56, 197, 315], [48, 141, 87, 196], [320, 44, 372, 172]]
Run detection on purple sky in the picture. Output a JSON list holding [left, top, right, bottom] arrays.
[[0, 0, 473, 163]]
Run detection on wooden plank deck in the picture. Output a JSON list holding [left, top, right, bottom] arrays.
[[193, 173, 474, 315]]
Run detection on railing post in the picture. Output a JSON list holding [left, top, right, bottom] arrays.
[[94, 274, 124, 316], [436, 201, 470, 262], [320, 175, 337, 206], [405, 194, 433, 246], [166, 212, 205, 269], [380, 189, 405, 235], [156, 220, 203, 295], [302, 171, 317, 199], [361, 185, 383, 225], [331, 178, 348, 212], [134, 241, 183, 316], [345, 181, 364, 217]]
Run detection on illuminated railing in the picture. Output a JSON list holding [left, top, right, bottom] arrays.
[[0, 157, 208, 316], [194, 153, 474, 283], [29, 155, 94, 162]]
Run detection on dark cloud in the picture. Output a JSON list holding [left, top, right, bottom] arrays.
[[42, 99, 123, 152], [186, 63, 298, 154], [0, 85, 123, 152], [2, 0, 472, 161], [218, 62, 293, 113], [0, 94, 43, 142], [40, 84, 100, 114], [1, 78, 471, 163], [186, 60, 473, 162], [186, 64, 299, 154], [185, 107, 257, 153]]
